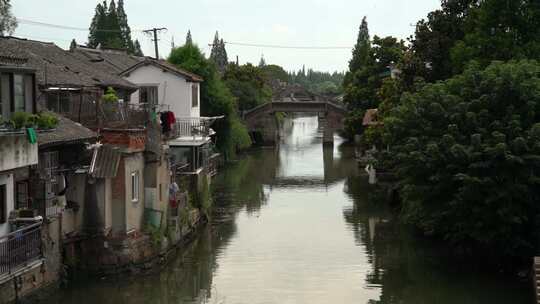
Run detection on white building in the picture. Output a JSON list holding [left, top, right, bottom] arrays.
[[120, 59, 203, 118]]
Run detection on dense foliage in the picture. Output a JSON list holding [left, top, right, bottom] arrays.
[[342, 17, 405, 139], [223, 63, 272, 112], [341, 0, 540, 261], [168, 43, 251, 158], [384, 61, 540, 259], [209, 31, 228, 74], [88, 0, 143, 55], [289, 68, 344, 97]]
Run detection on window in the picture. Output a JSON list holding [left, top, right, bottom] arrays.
[[131, 171, 139, 202], [192, 84, 198, 107], [46, 91, 72, 113], [13, 74, 25, 112], [16, 181, 28, 209], [0, 185, 5, 224], [139, 86, 158, 104]]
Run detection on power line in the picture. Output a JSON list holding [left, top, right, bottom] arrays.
[[17, 17, 144, 33], [17, 18, 353, 51], [143, 27, 167, 59], [224, 41, 352, 50]]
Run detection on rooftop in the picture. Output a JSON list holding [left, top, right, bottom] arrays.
[[37, 113, 97, 148], [0, 36, 137, 90]]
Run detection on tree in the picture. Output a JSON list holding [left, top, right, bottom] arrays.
[[210, 31, 228, 74], [117, 0, 134, 52], [258, 55, 266, 67], [261, 64, 289, 83], [0, 0, 16, 36], [383, 60, 540, 260], [185, 30, 193, 45], [342, 16, 405, 139], [450, 0, 540, 73], [348, 17, 371, 72], [223, 63, 272, 112], [168, 44, 250, 158], [133, 39, 143, 56], [69, 39, 77, 51], [87, 0, 139, 53]]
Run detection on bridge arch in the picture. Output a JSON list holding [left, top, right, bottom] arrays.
[[243, 100, 347, 146]]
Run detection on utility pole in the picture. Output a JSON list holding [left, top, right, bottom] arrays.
[[143, 27, 167, 59]]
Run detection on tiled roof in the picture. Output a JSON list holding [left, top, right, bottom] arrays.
[[0, 37, 138, 90], [120, 58, 204, 82], [71, 46, 144, 75], [37, 113, 97, 148], [72, 46, 203, 83]]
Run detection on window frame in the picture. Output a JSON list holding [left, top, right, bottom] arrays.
[[16, 181, 29, 210], [13, 73, 25, 112], [0, 184, 6, 224], [131, 171, 139, 203], [191, 84, 198, 108], [139, 86, 158, 105]]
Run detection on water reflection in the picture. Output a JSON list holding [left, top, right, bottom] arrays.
[[45, 114, 529, 304]]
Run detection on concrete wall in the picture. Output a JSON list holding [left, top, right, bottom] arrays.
[[124, 64, 200, 119], [0, 136, 38, 172], [0, 173, 13, 237], [123, 153, 145, 233]]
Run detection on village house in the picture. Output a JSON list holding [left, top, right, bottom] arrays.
[[72, 46, 222, 238], [71, 46, 219, 177], [0, 57, 63, 303]]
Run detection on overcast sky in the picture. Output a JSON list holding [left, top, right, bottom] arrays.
[[12, 0, 441, 72]]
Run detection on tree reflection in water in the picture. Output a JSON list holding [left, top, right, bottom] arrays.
[[342, 175, 531, 304]]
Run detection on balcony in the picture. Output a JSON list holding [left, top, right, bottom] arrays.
[[167, 117, 223, 141], [59, 99, 167, 130], [0, 222, 42, 277]]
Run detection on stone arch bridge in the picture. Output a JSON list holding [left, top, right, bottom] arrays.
[[243, 100, 347, 145]]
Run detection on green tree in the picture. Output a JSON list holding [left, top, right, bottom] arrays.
[[383, 60, 540, 260], [185, 30, 193, 45], [87, 0, 140, 54], [342, 17, 404, 139], [168, 43, 250, 158], [223, 63, 272, 112], [210, 31, 228, 74], [450, 0, 540, 73], [117, 0, 134, 52], [261, 64, 289, 83], [0, 0, 17, 36], [133, 39, 143, 56]]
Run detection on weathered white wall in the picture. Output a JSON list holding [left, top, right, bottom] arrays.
[[124, 153, 145, 232], [0, 135, 38, 172], [124, 65, 200, 119], [0, 173, 13, 236]]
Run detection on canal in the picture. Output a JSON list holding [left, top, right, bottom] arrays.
[[47, 115, 530, 304]]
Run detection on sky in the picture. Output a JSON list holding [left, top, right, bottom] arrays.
[[12, 0, 441, 72]]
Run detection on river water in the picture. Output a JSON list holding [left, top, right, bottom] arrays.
[[47, 115, 530, 304]]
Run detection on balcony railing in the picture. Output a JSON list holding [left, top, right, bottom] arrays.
[[59, 99, 167, 129], [169, 118, 211, 139], [0, 222, 42, 276]]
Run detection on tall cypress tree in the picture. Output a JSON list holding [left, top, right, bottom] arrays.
[[88, 0, 140, 54], [106, 0, 123, 48], [133, 39, 143, 56], [210, 31, 228, 73], [185, 30, 193, 45], [88, 2, 108, 48], [117, 0, 135, 52], [348, 17, 371, 72]]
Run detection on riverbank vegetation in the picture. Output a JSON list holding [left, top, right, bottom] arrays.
[[345, 0, 540, 263]]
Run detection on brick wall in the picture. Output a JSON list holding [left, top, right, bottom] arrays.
[[100, 129, 147, 152]]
